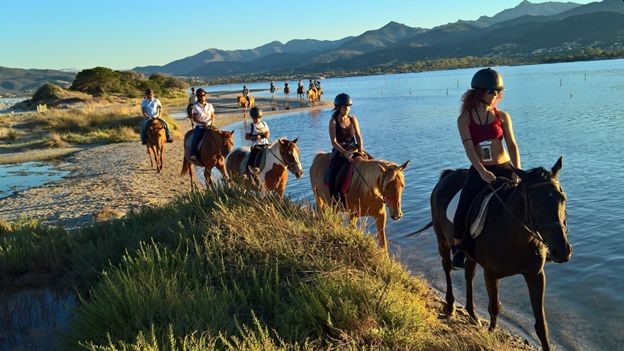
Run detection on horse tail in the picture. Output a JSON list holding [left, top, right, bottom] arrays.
[[181, 157, 191, 176], [439, 169, 454, 181], [404, 222, 433, 238]]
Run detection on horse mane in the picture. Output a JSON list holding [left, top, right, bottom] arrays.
[[522, 167, 553, 184], [350, 159, 400, 199]]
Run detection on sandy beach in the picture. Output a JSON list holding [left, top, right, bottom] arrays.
[[0, 91, 331, 227]]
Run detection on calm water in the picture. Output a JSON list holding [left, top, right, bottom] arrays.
[[221, 59, 623, 350], [0, 162, 69, 199]]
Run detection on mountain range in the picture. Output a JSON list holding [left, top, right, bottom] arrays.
[[133, 0, 624, 78]]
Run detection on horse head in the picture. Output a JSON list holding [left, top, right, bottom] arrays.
[[148, 119, 164, 131], [278, 138, 304, 178], [516, 156, 572, 263], [219, 130, 235, 156], [378, 160, 409, 221]]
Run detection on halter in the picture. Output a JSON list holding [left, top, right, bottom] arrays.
[[487, 179, 567, 247], [351, 161, 398, 203]]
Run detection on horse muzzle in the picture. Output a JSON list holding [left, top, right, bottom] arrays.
[[549, 243, 573, 263], [391, 212, 402, 221]]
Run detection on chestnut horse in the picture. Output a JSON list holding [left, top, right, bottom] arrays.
[[418, 157, 571, 351], [237, 95, 255, 117], [146, 119, 166, 172], [307, 88, 322, 105], [225, 138, 304, 199], [180, 128, 234, 190], [310, 153, 409, 253]]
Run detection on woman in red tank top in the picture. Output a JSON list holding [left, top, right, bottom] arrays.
[[451, 68, 522, 269]]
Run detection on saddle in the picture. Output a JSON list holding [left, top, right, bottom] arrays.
[[240, 146, 268, 174], [324, 151, 372, 193], [184, 127, 214, 163], [448, 179, 516, 260]]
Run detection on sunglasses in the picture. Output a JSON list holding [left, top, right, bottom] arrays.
[[487, 89, 502, 95]]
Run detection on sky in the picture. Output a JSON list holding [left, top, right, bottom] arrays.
[[0, 0, 598, 71]]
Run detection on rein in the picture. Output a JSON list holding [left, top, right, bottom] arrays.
[[487, 179, 566, 247], [268, 143, 299, 170], [350, 159, 388, 203]]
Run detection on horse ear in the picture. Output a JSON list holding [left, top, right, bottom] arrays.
[[278, 138, 285, 145], [378, 164, 387, 173], [292, 137, 299, 144], [399, 160, 410, 171], [229, 130, 234, 135], [551, 156, 563, 179]]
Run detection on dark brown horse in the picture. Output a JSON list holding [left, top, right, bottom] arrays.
[[146, 119, 166, 172], [181, 128, 234, 190], [419, 157, 571, 351]]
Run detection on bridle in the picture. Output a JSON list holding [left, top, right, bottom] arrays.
[[268, 141, 301, 174], [487, 179, 567, 247]]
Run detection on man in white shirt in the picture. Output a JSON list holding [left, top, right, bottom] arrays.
[[186, 87, 197, 120], [141, 88, 173, 144], [244, 107, 270, 172], [189, 88, 216, 161]]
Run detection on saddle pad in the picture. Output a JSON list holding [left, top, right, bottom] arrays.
[[469, 192, 495, 238], [445, 188, 491, 238], [446, 189, 462, 223]]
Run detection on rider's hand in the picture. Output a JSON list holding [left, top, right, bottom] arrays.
[[511, 172, 520, 184], [479, 169, 497, 184], [343, 150, 352, 159]]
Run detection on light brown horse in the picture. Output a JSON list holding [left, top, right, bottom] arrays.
[[310, 153, 409, 253], [307, 88, 322, 105], [180, 128, 234, 190], [416, 157, 571, 351], [225, 138, 303, 199], [146, 119, 166, 172], [237, 95, 255, 117]]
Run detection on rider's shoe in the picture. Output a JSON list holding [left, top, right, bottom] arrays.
[[451, 245, 465, 270], [189, 155, 198, 163], [141, 140, 147, 145], [166, 137, 174, 143]]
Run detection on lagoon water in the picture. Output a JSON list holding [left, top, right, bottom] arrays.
[[217, 59, 624, 350], [0, 162, 69, 200]]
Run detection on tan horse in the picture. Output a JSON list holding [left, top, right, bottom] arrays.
[[180, 128, 234, 190], [146, 119, 166, 172], [237, 95, 255, 117], [225, 138, 303, 199], [307, 87, 322, 105], [310, 153, 409, 253]]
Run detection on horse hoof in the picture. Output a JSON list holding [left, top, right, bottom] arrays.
[[444, 304, 455, 316], [469, 315, 482, 327]]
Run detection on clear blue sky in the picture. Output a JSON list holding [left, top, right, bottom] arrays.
[[0, 0, 597, 71]]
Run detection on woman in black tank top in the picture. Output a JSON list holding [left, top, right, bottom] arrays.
[[327, 93, 364, 204]]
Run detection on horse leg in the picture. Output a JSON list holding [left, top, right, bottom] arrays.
[[374, 212, 388, 254], [484, 271, 501, 331], [434, 223, 455, 315], [204, 167, 213, 189], [524, 271, 550, 351], [465, 257, 481, 325], [158, 145, 164, 172], [147, 146, 153, 167]]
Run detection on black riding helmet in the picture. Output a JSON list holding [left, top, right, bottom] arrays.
[[249, 106, 263, 119], [195, 88, 206, 98], [334, 93, 352, 107], [471, 68, 505, 91]]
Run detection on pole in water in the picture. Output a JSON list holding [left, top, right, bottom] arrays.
[[560, 78, 562, 87], [446, 88, 449, 96], [570, 90, 573, 98], [584, 72, 587, 81], [457, 79, 459, 88]]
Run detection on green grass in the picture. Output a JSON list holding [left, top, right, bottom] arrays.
[[0, 186, 529, 350]]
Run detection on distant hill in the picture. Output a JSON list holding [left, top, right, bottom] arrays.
[[0, 66, 75, 95], [133, 0, 603, 78]]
